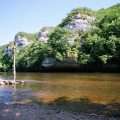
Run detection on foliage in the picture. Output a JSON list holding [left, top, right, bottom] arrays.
[[15, 46, 29, 71], [99, 17, 120, 39], [48, 27, 76, 40], [0, 61, 2, 71], [48, 27, 79, 60], [55, 52, 63, 61], [78, 34, 120, 68], [1, 54, 13, 72], [96, 3, 120, 21], [0, 44, 8, 55], [58, 7, 96, 27], [95, 3, 120, 39], [98, 55, 112, 64], [16, 32, 39, 41], [27, 41, 47, 71], [41, 27, 54, 32]]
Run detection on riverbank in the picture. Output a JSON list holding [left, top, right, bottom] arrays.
[[0, 103, 118, 120]]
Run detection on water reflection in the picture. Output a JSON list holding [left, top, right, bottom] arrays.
[[0, 72, 120, 117]]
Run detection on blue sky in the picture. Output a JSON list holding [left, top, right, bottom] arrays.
[[0, 0, 119, 46]]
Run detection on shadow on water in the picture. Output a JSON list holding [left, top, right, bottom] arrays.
[[31, 96, 120, 118]]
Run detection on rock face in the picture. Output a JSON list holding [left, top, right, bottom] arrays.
[[38, 29, 51, 43], [15, 35, 31, 50], [63, 13, 96, 44], [42, 57, 80, 70], [7, 46, 13, 57], [64, 13, 96, 32], [4, 35, 32, 57], [2, 46, 13, 57]]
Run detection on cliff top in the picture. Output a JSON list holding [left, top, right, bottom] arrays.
[[16, 32, 39, 41]]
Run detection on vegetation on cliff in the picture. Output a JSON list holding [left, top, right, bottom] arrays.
[[58, 7, 96, 27], [16, 32, 39, 41], [41, 27, 55, 32], [0, 3, 120, 72]]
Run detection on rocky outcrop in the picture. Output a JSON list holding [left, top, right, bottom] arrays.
[[38, 29, 52, 43], [64, 13, 96, 32], [15, 35, 32, 50], [2, 46, 13, 57], [7, 46, 13, 57], [42, 57, 80, 70], [74, 13, 96, 22], [3, 35, 32, 57], [64, 14, 96, 44]]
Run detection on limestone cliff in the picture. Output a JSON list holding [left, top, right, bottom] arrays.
[[2, 45, 13, 57], [15, 35, 32, 50], [62, 13, 96, 44], [42, 57, 80, 70], [41, 14, 96, 69], [7, 46, 13, 57], [2, 12, 96, 70], [38, 29, 52, 43], [3, 35, 32, 57], [64, 13, 96, 32]]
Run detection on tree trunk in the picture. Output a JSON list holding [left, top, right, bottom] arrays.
[[13, 48, 16, 83]]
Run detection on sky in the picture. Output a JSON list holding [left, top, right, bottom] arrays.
[[0, 0, 120, 46]]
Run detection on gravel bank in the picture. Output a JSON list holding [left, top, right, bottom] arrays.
[[0, 103, 119, 120]]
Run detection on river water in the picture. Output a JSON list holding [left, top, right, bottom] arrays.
[[0, 72, 120, 115]]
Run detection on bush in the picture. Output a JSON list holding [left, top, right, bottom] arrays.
[[55, 52, 63, 61]]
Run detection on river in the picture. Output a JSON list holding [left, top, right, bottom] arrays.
[[0, 72, 120, 116]]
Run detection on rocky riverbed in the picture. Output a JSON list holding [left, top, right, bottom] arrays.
[[0, 103, 119, 120]]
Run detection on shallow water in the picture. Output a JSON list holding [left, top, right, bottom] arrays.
[[0, 72, 120, 115]]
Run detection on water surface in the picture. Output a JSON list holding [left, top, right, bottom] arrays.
[[0, 72, 120, 116]]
